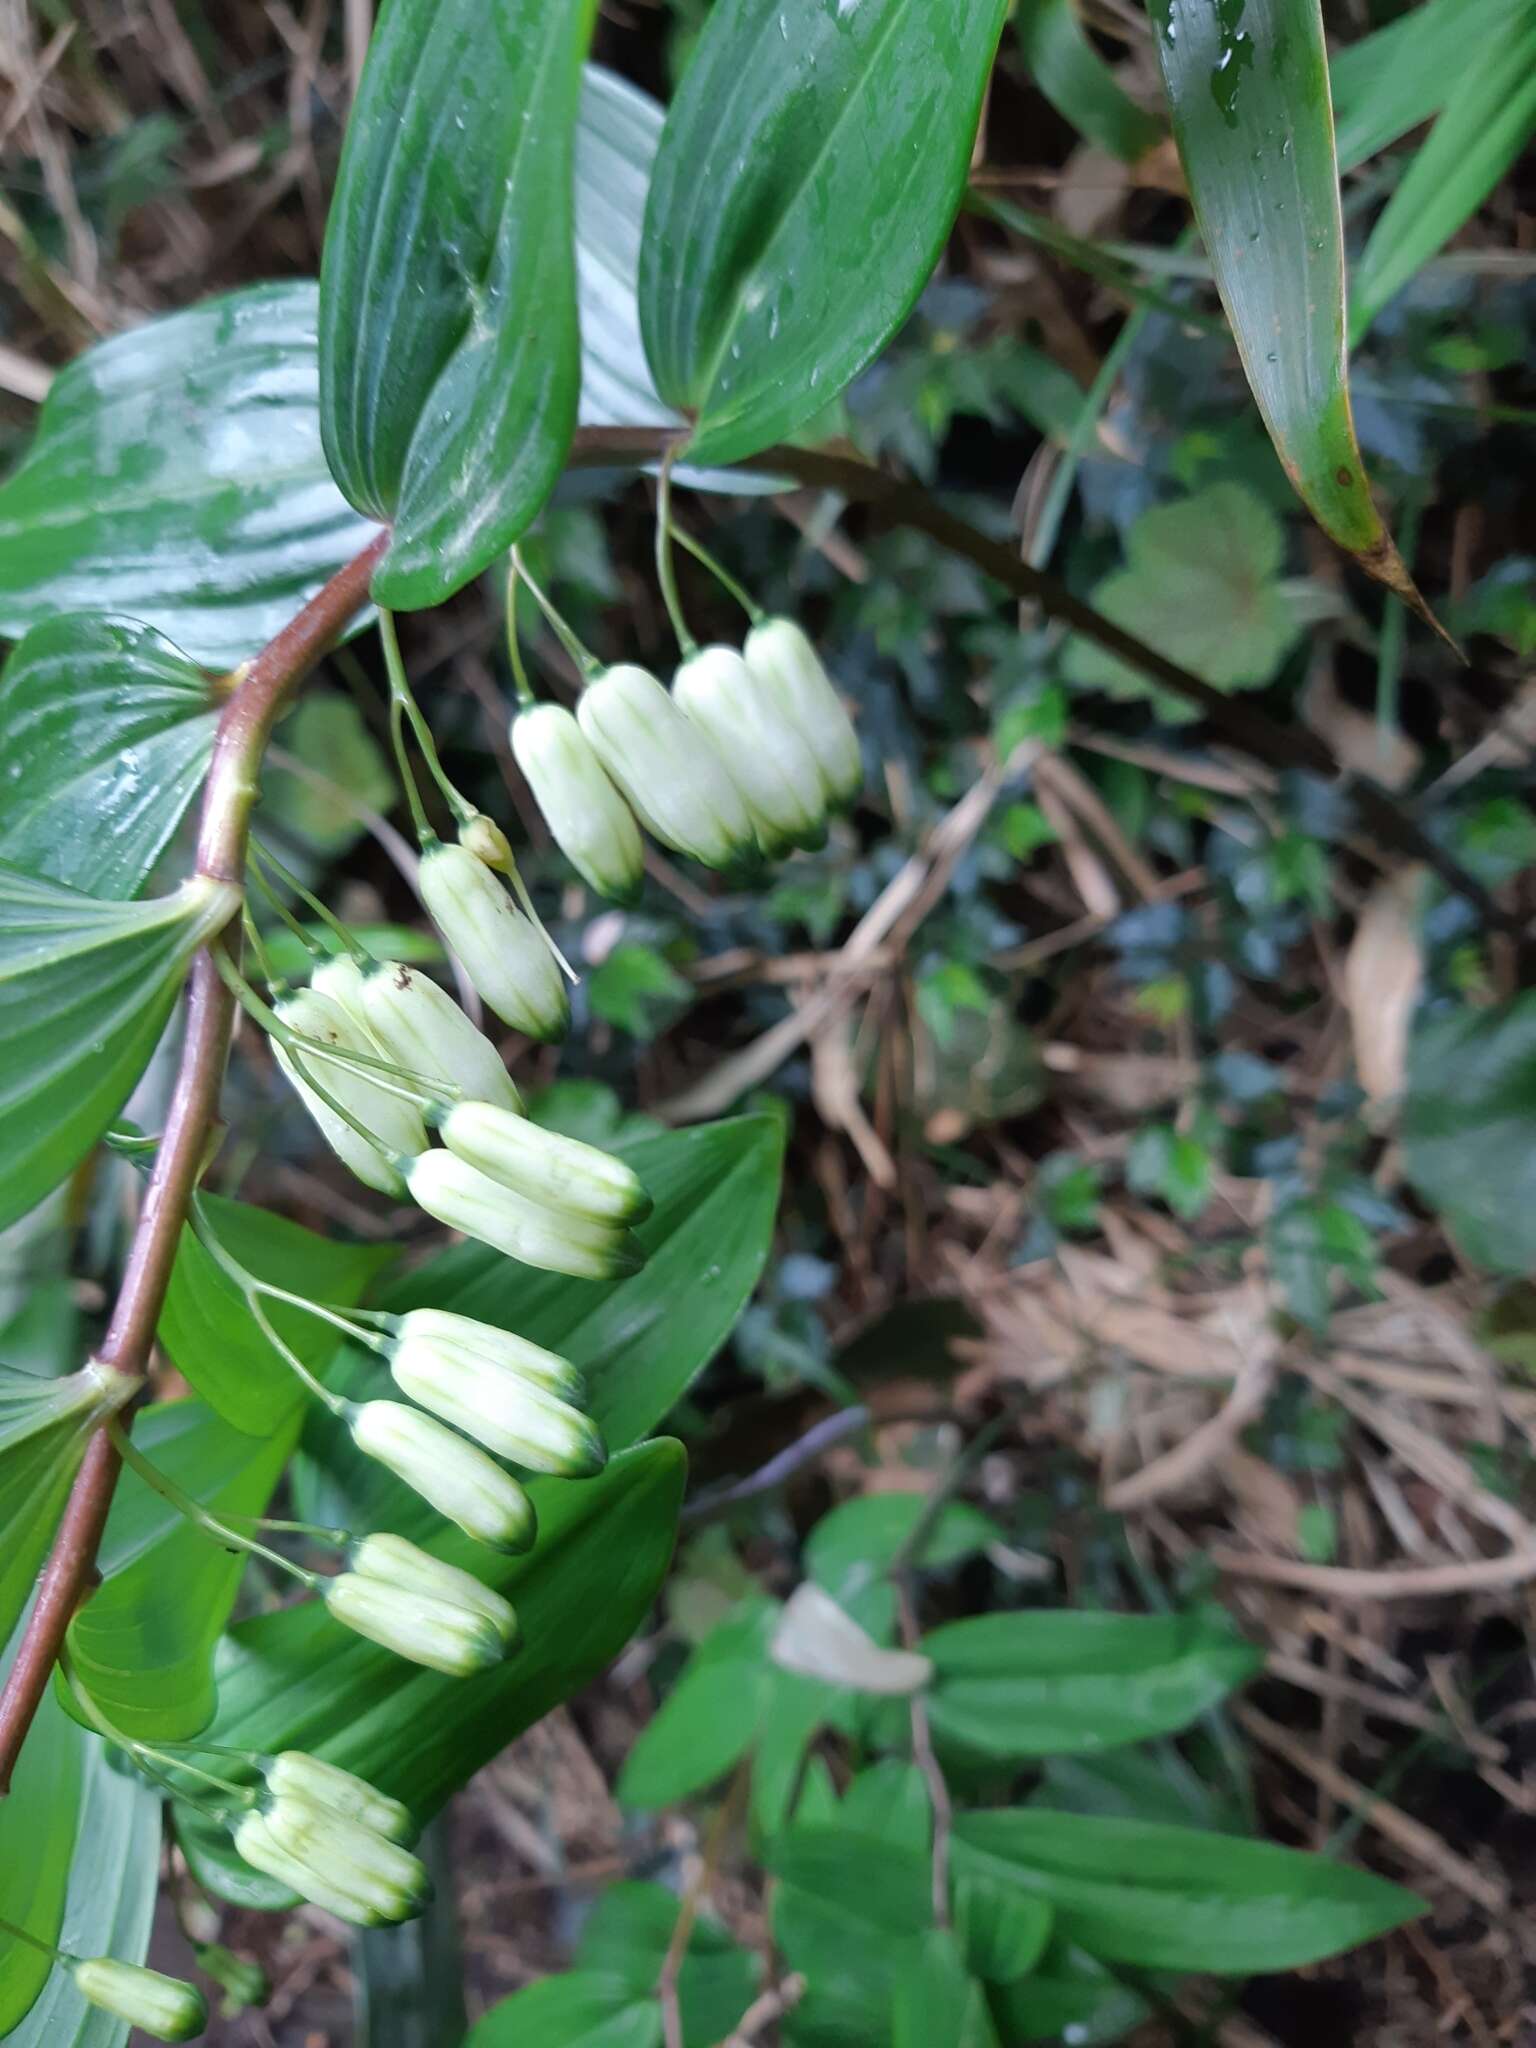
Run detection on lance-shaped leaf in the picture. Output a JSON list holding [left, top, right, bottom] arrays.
[[0, 1366, 129, 1650], [1349, 3, 1536, 343], [1015, 0, 1162, 164], [639, 0, 1010, 467], [0, 1671, 161, 2045], [60, 1396, 302, 1743], [0, 616, 218, 901], [0, 867, 238, 1233], [159, 1193, 396, 1437], [1148, 0, 1442, 632], [0, 285, 378, 671], [320, 0, 597, 610], [177, 1440, 684, 1909]]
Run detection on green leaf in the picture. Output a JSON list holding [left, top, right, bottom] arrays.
[[0, 1705, 161, 2047], [891, 1931, 1000, 2048], [62, 1397, 300, 1742], [0, 617, 217, 901], [985, 1941, 1149, 2046], [841, 1760, 933, 1855], [952, 1809, 1424, 1971], [771, 1829, 934, 2046], [261, 690, 395, 856], [1330, 0, 1520, 170], [383, 1114, 784, 1453], [879, 1610, 1258, 1765], [806, 1493, 1000, 1638], [577, 1882, 759, 2045], [1148, 0, 1431, 617], [182, 1441, 684, 1907], [1062, 484, 1299, 714], [0, 1624, 85, 2032], [464, 1973, 662, 2048], [1014, 0, 1162, 163], [0, 867, 235, 1233], [639, 0, 1010, 466], [1349, 4, 1536, 341], [588, 943, 694, 1040], [351, 1819, 467, 2048], [319, 0, 596, 610], [618, 1597, 779, 1811], [953, 1876, 1053, 1987], [1403, 994, 1536, 1275], [159, 1193, 395, 1437], [0, 284, 378, 671], [1126, 1123, 1212, 1221], [0, 1366, 112, 1649]]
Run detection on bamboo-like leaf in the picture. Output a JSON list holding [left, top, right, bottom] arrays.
[[1148, 0, 1443, 632], [0, 867, 238, 1233], [1015, 0, 1163, 163], [640, 0, 1010, 466], [1349, 2, 1536, 341], [319, 0, 597, 609], [0, 616, 217, 900], [0, 1367, 121, 1650], [1330, 0, 1521, 171]]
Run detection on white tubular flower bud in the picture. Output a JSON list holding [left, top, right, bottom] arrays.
[[743, 617, 863, 808], [350, 1531, 519, 1638], [407, 1151, 644, 1283], [309, 953, 375, 1037], [393, 1307, 585, 1403], [672, 643, 829, 857], [71, 1959, 208, 2042], [349, 1399, 536, 1552], [390, 1331, 605, 1476], [575, 663, 756, 869], [358, 962, 522, 1114], [459, 814, 512, 868], [437, 1099, 651, 1227], [512, 703, 646, 904], [263, 1751, 413, 1844], [324, 1572, 510, 1675], [418, 842, 568, 1042], [272, 989, 427, 1195], [233, 1810, 388, 1925], [261, 1797, 431, 1923]]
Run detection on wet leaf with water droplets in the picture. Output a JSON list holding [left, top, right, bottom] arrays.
[[1149, 0, 1453, 644]]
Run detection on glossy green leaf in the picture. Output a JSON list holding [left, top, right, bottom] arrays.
[[1149, 0, 1430, 617], [953, 1809, 1424, 1971], [576, 1882, 759, 2045], [158, 1192, 396, 1436], [640, 0, 1010, 466], [985, 1942, 1149, 2046], [182, 1441, 684, 1908], [0, 285, 378, 671], [908, 1608, 1260, 1763], [319, 0, 596, 610], [1349, 3, 1536, 341], [892, 1931, 1000, 2048], [383, 1113, 784, 1453], [62, 1397, 300, 1742], [1330, 0, 1520, 171], [465, 1973, 662, 2048], [0, 1366, 111, 1649], [1403, 993, 1536, 1275], [0, 1623, 85, 2032], [1014, 0, 1162, 163], [618, 1597, 779, 1811], [0, 617, 217, 901], [0, 867, 235, 1233], [2, 1714, 161, 2048]]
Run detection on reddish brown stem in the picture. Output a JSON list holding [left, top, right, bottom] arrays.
[[0, 529, 387, 1794]]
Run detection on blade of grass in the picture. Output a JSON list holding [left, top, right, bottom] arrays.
[[1331, 0, 1521, 171], [1349, 2, 1536, 340], [1148, 0, 1452, 645]]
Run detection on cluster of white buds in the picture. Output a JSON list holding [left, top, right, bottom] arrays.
[[232, 1750, 429, 1927], [324, 1531, 519, 1674], [510, 617, 861, 892]]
